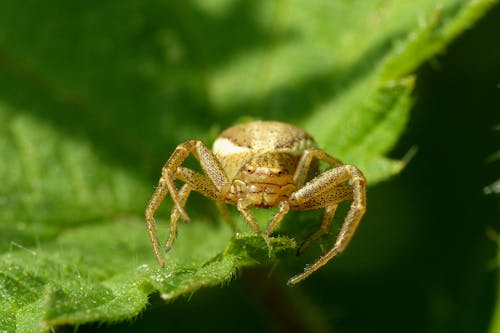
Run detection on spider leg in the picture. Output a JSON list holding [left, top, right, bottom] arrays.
[[293, 148, 343, 187], [165, 183, 191, 252], [236, 197, 282, 256], [145, 176, 169, 266], [290, 185, 351, 254], [296, 204, 338, 255], [288, 165, 366, 285], [216, 202, 236, 232], [266, 201, 290, 236], [145, 140, 230, 267], [176, 166, 220, 200], [162, 140, 230, 220], [165, 166, 224, 251], [236, 198, 261, 234]]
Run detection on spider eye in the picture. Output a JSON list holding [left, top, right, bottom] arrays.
[[278, 171, 283, 176], [246, 167, 254, 174]]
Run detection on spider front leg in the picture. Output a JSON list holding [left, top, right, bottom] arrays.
[[263, 148, 342, 237], [288, 165, 366, 285], [145, 140, 230, 267]]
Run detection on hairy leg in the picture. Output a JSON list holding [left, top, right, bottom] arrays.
[[288, 165, 366, 285]]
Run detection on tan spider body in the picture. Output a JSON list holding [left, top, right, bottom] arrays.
[[145, 121, 366, 285]]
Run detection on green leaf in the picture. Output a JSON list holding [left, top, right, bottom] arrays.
[[0, 0, 496, 331]]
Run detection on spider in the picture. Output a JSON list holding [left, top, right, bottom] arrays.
[[145, 121, 366, 285]]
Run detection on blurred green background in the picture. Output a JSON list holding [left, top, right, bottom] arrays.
[[0, 1, 498, 333]]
